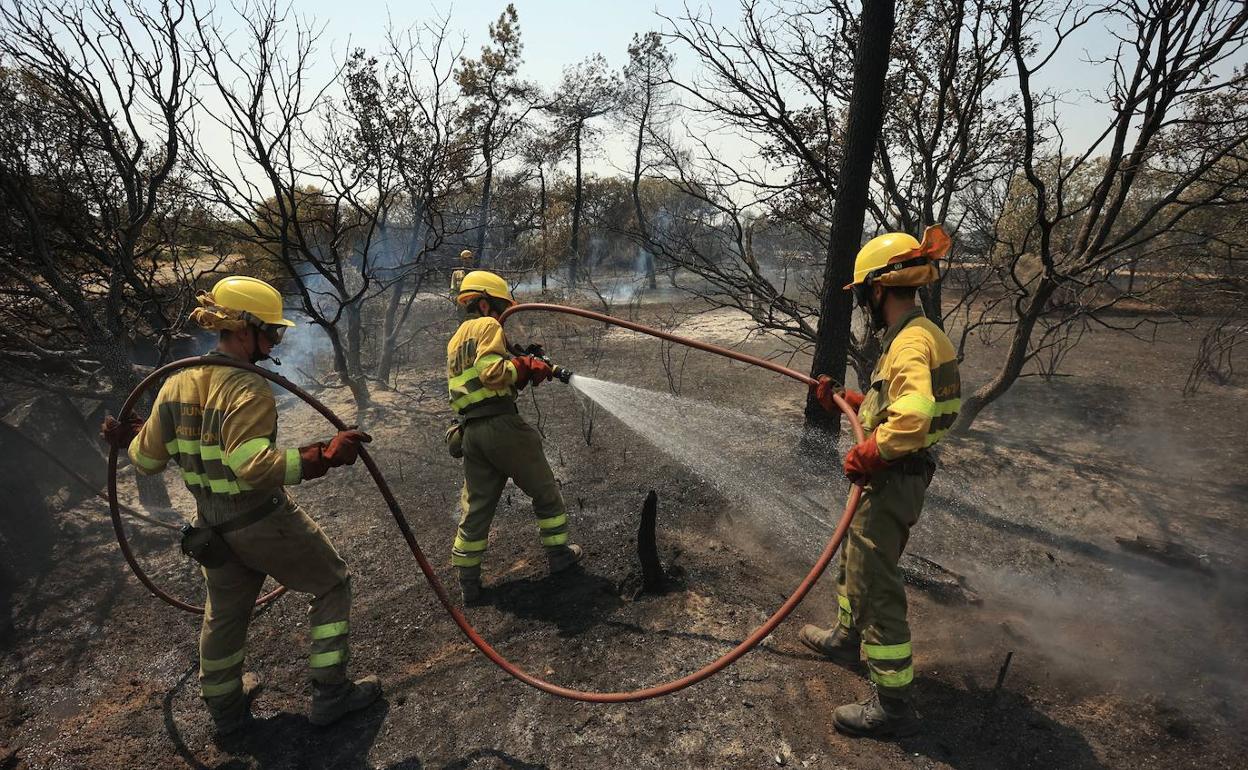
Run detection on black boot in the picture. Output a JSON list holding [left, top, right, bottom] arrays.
[[832, 688, 919, 738], [798, 624, 861, 666]]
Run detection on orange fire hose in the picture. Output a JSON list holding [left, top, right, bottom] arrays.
[[107, 302, 863, 702]]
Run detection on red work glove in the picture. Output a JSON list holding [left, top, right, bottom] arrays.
[[811, 375, 864, 414], [843, 435, 890, 486], [100, 414, 144, 449], [512, 355, 552, 389], [300, 429, 372, 481]]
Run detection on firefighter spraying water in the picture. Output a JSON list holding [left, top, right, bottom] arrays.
[[99, 238, 965, 738]]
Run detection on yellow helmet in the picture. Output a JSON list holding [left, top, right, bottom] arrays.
[[210, 276, 296, 326], [456, 270, 515, 307], [844, 225, 950, 290], [458, 249, 474, 263]]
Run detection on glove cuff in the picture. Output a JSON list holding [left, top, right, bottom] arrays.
[[299, 443, 330, 481]]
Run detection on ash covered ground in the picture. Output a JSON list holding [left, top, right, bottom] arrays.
[[1, 297, 1245, 769]]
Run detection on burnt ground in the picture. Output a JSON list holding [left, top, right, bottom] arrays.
[[1, 296, 1246, 770]]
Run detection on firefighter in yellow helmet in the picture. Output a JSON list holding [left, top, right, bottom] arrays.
[[447, 270, 582, 603], [99, 276, 380, 735], [450, 249, 475, 294], [799, 226, 959, 738]]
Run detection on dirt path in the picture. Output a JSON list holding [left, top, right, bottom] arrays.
[[1, 302, 1245, 769]]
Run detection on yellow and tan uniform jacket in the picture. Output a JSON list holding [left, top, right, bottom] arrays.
[[857, 307, 961, 460], [447, 313, 520, 419], [128, 353, 303, 526]]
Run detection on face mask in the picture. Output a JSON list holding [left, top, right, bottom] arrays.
[[854, 284, 888, 331]]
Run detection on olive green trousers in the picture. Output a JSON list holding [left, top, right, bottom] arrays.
[[452, 413, 569, 580], [198, 497, 351, 718], [834, 465, 928, 699]]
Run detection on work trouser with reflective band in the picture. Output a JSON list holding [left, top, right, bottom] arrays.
[[834, 463, 927, 699], [453, 412, 569, 580], [198, 497, 352, 717]]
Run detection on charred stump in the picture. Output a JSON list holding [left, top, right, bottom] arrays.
[[620, 490, 681, 600], [638, 490, 665, 593]]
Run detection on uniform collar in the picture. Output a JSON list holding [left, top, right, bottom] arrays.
[[881, 306, 926, 352]]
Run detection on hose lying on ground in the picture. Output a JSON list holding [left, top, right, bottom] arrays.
[[107, 303, 863, 703]]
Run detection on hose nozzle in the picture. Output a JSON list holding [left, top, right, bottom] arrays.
[[551, 364, 573, 384]]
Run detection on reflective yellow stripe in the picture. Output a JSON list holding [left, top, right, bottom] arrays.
[[166, 437, 197, 456], [477, 353, 504, 367], [131, 448, 165, 471], [201, 649, 245, 672], [284, 447, 302, 485], [453, 535, 488, 552], [165, 438, 225, 460], [226, 437, 271, 472], [932, 397, 960, 416], [181, 471, 252, 495], [537, 513, 567, 531], [309, 650, 345, 668], [541, 532, 569, 547], [452, 554, 483, 567], [837, 594, 851, 611], [201, 678, 242, 697], [925, 429, 949, 447], [870, 666, 914, 688], [310, 621, 349, 640], [449, 366, 482, 389], [889, 393, 936, 418], [863, 641, 912, 660], [451, 386, 510, 411]]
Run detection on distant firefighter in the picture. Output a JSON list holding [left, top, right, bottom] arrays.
[[100, 276, 380, 735], [801, 226, 959, 738], [450, 248, 474, 294]]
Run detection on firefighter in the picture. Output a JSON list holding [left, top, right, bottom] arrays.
[[100, 276, 380, 735], [799, 225, 958, 738], [447, 270, 582, 604], [450, 249, 474, 294]]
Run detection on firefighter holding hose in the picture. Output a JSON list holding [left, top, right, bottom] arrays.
[[800, 226, 959, 738], [100, 276, 380, 735], [447, 270, 582, 604]]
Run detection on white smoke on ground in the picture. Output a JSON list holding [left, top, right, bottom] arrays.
[[568, 375, 854, 549]]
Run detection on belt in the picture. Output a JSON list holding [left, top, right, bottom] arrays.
[[892, 451, 934, 476], [458, 399, 518, 423], [214, 492, 285, 535]]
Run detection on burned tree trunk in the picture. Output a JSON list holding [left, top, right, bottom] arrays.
[[620, 489, 682, 599], [638, 490, 665, 593]]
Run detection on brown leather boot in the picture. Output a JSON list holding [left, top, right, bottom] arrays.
[[211, 672, 263, 736], [798, 624, 861, 665], [832, 688, 919, 738], [309, 675, 381, 727], [547, 543, 583, 573]]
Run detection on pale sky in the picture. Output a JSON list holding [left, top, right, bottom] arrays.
[[197, 1, 1239, 184]]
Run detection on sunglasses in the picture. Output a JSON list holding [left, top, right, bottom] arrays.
[[260, 324, 287, 345]]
